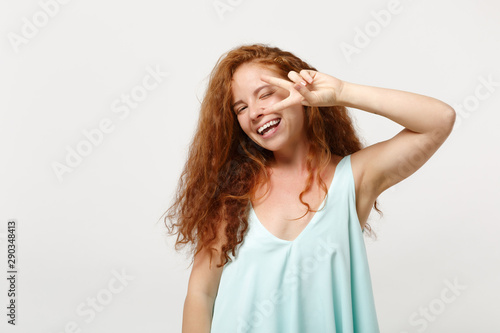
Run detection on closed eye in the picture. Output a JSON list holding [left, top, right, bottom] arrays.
[[236, 91, 275, 114], [260, 91, 274, 99]]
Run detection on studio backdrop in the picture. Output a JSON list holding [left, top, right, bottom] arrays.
[[1, 0, 499, 332]]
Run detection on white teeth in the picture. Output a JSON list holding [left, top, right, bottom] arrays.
[[257, 119, 280, 134]]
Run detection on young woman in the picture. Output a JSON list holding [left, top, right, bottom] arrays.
[[164, 44, 455, 332]]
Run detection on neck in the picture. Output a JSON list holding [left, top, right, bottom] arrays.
[[271, 138, 311, 176]]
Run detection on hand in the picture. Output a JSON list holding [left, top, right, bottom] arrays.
[[260, 70, 344, 112]]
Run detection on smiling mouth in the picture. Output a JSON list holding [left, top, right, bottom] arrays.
[[257, 118, 281, 135]]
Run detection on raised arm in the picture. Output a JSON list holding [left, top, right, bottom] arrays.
[[335, 81, 456, 196], [260, 70, 456, 198]]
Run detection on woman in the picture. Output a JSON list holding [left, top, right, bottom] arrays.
[[164, 44, 455, 332]]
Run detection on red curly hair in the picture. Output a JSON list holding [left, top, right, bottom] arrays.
[[162, 43, 380, 268]]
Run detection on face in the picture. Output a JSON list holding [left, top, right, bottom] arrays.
[[231, 62, 306, 153]]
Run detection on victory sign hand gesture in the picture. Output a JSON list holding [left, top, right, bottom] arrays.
[[260, 70, 345, 112]]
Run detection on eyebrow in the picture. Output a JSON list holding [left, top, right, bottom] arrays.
[[232, 84, 272, 110]]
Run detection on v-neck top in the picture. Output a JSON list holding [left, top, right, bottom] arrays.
[[210, 155, 380, 333]]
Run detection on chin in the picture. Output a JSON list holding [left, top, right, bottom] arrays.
[[253, 139, 283, 153]]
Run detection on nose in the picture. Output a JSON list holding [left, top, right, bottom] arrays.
[[249, 102, 265, 121]]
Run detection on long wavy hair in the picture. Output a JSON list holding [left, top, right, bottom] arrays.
[[162, 43, 381, 268]]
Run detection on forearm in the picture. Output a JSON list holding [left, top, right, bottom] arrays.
[[182, 292, 214, 333], [338, 81, 456, 134]]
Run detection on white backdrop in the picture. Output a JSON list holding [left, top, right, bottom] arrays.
[[1, 0, 499, 332]]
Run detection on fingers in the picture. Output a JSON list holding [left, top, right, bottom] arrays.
[[293, 83, 315, 105], [260, 74, 294, 90], [288, 71, 306, 86], [260, 71, 314, 111], [263, 95, 299, 113], [261, 70, 315, 88], [300, 70, 315, 84], [286, 70, 317, 105], [288, 70, 315, 85]]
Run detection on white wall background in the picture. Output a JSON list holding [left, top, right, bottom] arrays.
[[1, 0, 499, 332]]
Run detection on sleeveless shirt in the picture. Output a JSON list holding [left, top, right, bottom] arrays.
[[210, 155, 380, 332]]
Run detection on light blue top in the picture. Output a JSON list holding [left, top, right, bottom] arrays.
[[210, 155, 380, 333]]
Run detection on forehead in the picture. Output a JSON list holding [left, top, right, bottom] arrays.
[[231, 62, 279, 92]]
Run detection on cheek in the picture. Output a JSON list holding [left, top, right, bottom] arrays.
[[288, 105, 306, 124]]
